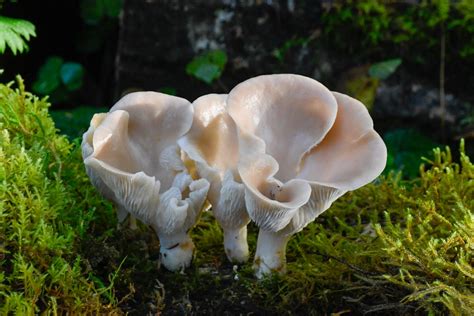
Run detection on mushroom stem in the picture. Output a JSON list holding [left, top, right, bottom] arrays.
[[129, 215, 138, 230], [157, 231, 195, 272], [223, 226, 249, 263], [253, 229, 290, 279]]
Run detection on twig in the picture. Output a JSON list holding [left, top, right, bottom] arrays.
[[314, 251, 379, 276], [364, 302, 415, 315]]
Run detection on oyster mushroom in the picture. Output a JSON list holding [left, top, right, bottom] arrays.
[[178, 94, 250, 263], [227, 74, 387, 278], [82, 92, 210, 271], [82, 112, 137, 228]]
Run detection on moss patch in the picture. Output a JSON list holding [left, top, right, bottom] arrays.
[[0, 77, 121, 314]]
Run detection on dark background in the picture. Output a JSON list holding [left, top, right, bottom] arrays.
[[1, 0, 473, 163]]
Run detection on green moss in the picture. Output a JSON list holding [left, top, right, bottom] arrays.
[[131, 139, 470, 315], [0, 77, 120, 314], [322, 1, 474, 60], [186, 143, 473, 315]]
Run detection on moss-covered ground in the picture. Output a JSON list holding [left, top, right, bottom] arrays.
[[1, 78, 473, 315]]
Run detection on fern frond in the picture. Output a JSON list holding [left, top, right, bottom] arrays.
[[0, 15, 36, 55]]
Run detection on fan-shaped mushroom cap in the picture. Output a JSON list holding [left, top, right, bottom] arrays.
[[107, 92, 194, 191], [178, 94, 240, 203], [298, 92, 387, 190], [227, 74, 387, 277], [228, 75, 386, 234], [82, 113, 134, 223], [82, 92, 210, 271], [178, 94, 250, 262], [237, 132, 312, 232], [227, 74, 337, 231], [285, 91, 387, 234], [228, 74, 338, 183]]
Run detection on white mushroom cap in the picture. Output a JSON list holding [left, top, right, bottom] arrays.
[[84, 92, 193, 223], [285, 92, 387, 234], [228, 74, 338, 183], [82, 113, 130, 222], [82, 92, 210, 271], [107, 92, 194, 191], [178, 94, 250, 262], [298, 92, 387, 190], [228, 74, 387, 234], [227, 74, 337, 232], [237, 132, 312, 232], [178, 94, 240, 203]]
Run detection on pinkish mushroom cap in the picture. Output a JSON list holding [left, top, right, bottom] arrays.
[[227, 74, 387, 277], [82, 92, 210, 271], [178, 94, 250, 262]]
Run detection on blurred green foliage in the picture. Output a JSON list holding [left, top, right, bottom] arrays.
[[460, 105, 474, 128], [50, 106, 108, 140], [77, 0, 122, 54], [32, 57, 85, 103], [27, 0, 122, 107], [60, 62, 85, 91], [80, 0, 123, 24], [322, 0, 474, 61], [272, 37, 310, 63], [158, 87, 177, 96], [186, 49, 228, 84], [32, 57, 63, 94], [384, 128, 439, 178], [340, 58, 401, 111], [368, 58, 402, 80]]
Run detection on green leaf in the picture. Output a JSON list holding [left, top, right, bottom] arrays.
[[48, 86, 71, 104], [368, 58, 402, 80], [186, 50, 227, 84], [80, 0, 105, 25], [0, 15, 36, 55], [344, 75, 379, 111], [207, 49, 227, 69], [103, 0, 123, 18], [32, 57, 64, 95], [194, 63, 220, 84], [158, 87, 177, 96], [60, 62, 85, 91]]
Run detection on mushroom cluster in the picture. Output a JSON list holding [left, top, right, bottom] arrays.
[[83, 74, 386, 278]]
